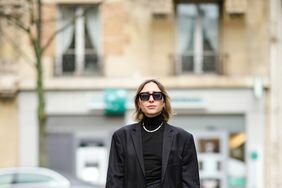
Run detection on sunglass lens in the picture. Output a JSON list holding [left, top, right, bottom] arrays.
[[153, 92, 163, 100], [139, 93, 150, 101], [139, 92, 163, 101]]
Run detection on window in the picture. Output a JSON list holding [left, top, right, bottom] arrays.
[[176, 3, 219, 74], [56, 5, 101, 76]]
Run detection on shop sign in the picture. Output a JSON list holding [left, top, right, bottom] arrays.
[[104, 89, 127, 115], [171, 96, 207, 109]]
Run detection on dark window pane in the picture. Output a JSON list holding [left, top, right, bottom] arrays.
[[62, 53, 75, 73], [203, 53, 216, 72], [62, 19, 76, 74], [85, 53, 99, 73], [182, 54, 194, 72]]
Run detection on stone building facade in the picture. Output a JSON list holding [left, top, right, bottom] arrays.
[[1, 0, 281, 187]]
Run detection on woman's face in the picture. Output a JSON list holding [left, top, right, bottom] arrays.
[[138, 82, 165, 118]]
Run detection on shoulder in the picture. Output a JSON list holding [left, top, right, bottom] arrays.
[[167, 123, 196, 147], [113, 122, 139, 136], [166, 123, 194, 138]]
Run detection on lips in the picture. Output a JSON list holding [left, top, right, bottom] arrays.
[[147, 105, 156, 108]]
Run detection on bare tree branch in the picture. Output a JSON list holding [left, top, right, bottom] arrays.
[[1, 28, 35, 67], [41, 19, 74, 53], [41, 6, 93, 54], [0, 13, 30, 32]]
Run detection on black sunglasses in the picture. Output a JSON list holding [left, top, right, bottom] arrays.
[[139, 92, 164, 101]]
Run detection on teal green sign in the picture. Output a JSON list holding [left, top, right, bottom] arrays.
[[229, 177, 246, 186], [104, 89, 127, 115], [250, 151, 258, 160]]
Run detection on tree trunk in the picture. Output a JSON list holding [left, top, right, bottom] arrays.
[[36, 46, 47, 167], [35, 0, 47, 167]]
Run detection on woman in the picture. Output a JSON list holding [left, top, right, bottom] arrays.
[[106, 79, 200, 188]]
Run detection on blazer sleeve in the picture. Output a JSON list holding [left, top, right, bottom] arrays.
[[182, 134, 200, 188], [106, 132, 125, 188]]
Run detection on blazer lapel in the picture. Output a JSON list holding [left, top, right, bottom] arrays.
[[131, 123, 145, 175], [161, 124, 174, 181]]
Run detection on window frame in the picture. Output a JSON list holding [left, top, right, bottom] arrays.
[[55, 4, 102, 76], [175, 2, 221, 75]]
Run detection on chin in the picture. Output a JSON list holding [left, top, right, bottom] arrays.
[[146, 112, 161, 117]]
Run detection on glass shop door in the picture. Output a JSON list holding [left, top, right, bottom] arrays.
[[194, 131, 228, 188]]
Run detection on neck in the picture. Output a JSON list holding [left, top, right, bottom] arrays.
[[143, 114, 164, 129]]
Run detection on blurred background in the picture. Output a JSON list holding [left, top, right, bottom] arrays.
[[0, 0, 281, 188]]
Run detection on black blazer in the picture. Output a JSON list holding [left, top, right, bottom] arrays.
[[106, 122, 200, 188]]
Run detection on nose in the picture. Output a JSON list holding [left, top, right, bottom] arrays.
[[148, 95, 154, 102]]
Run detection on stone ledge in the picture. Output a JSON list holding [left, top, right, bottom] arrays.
[[18, 75, 270, 91], [0, 74, 18, 98]]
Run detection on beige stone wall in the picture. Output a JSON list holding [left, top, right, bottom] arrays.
[[222, 0, 269, 77], [245, 0, 269, 76], [42, 3, 57, 78], [151, 17, 175, 76], [267, 0, 282, 187], [0, 15, 22, 168], [103, 1, 157, 78], [222, 16, 248, 75], [0, 99, 19, 167], [103, 1, 175, 78], [103, 0, 130, 77], [0, 24, 23, 75]]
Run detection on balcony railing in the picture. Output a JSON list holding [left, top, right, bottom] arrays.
[[174, 51, 224, 75], [57, 51, 103, 76]]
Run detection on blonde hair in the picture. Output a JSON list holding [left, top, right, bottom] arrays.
[[133, 79, 172, 122]]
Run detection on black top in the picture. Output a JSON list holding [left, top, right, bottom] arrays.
[[141, 114, 164, 184]]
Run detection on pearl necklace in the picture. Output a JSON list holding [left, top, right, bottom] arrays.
[[142, 122, 163, 133]]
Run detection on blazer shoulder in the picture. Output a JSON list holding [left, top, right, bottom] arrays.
[[167, 123, 194, 137], [113, 122, 139, 135]]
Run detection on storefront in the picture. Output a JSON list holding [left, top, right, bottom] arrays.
[[165, 89, 264, 188], [18, 87, 264, 188]]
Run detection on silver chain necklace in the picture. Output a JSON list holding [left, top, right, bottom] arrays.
[[142, 122, 163, 133]]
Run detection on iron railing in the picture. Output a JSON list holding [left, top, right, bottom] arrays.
[[174, 51, 224, 75], [57, 51, 103, 76]]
